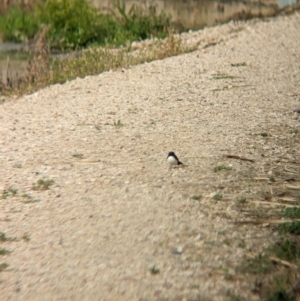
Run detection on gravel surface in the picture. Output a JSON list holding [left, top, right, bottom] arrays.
[[0, 12, 300, 301]]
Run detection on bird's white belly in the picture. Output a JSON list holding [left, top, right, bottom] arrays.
[[167, 156, 178, 165]]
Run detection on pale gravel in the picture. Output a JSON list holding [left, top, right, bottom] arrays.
[[0, 13, 300, 301]]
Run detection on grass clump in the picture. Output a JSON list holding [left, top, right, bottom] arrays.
[[269, 239, 300, 262], [266, 290, 295, 301], [213, 193, 223, 201], [236, 196, 247, 204], [0, 248, 10, 256], [1, 187, 18, 199], [283, 207, 300, 219], [0, 263, 9, 272], [32, 179, 55, 190], [72, 153, 84, 159], [149, 265, 160, 275], [241, 253, 273, 274], [279, 222, 300, 235], [191, 194, 202, 201], [214, 164, 232, 172], [114, 120, 124, 127]]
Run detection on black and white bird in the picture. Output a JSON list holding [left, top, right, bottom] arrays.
[[167, 151, 182, 166]]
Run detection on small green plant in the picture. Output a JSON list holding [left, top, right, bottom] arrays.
[[279, 222, 300, 235], [236, 196, 247, 204], [22, 233, 30, 242], [231, 62, 247, 67], [149, 265, 160, 275], [269, 239, 300, 262], [1, 187, 18, 199], [238, 240, 246, 248], [212, 73, 237, 80], [0, 262, 9, 272], [32, 179, 55, 190], [191, 194, 202, 201], [72, 153, 84, 159], [223, 239, 230, 246], [0, 232, 8, 242], [266, 289, 295, 301], [259, 132, 268, 137], [269, 175, 275, 182], [1, 190, 9, 199], [213, 193, 223, 201], [214, 165, 232, 172], [283, 207, 300, 219], [114, 120, 124, 127], [240, 253, 273, 274], [0, 248, 10, 256], [0, 232, 17, 242]]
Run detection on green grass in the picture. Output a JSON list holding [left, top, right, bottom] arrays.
[[241, 253, 273, 274], [114, 120, 124, 127], [231, 62, 247, 67], [266, 290, 295, 301], [213, 193, 223, 201], [0, 248, 10, 255], [0, 263, 8, 272], [0, 0, 171, 50], [259, 132, 269, 137], [32, 179, 55, 190], [212, 73, 237, 80], [279, 222, 300, 235], [236, 196, 247, 204], [214, 165, 232, 172], [283, 207, 300, 219], [72, 153, 84, 159], [1, 187, 18, 199], [269, 239, 300, 262], [0, 232, 18, 242], [22, 233, 30, 242], [191, 194, 202, 201], [149, 265, 160, 275]]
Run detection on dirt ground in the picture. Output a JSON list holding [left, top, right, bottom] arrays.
[[0, 12, 300, 301]]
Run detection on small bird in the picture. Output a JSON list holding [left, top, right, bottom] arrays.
[[167, 151, 182, 166]]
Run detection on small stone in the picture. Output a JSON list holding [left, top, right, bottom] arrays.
[[172, 246, 183, 254]]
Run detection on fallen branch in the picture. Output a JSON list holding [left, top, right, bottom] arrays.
[[225, 155, 255, 163]]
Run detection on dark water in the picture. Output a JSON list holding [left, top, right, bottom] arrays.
[[0, 0, 297, 86]]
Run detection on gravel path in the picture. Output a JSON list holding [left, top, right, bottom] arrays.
[[0, 13, 300, 301]]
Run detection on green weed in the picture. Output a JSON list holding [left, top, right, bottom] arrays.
[[236, 196, 247, 204], [231, 62, 247, 67], [269, 239, 300, 262], [212, 73, 237, 80], [283, 207, 300, 219], [1, 187, 18, 199], [266, 290, 295, 301], [22, 233, 30, 242], [72, 153, 84, 159], [149, 265, 160, 275], [191, 194, 202, 201], [241, 253, 273, 274], [0, 0, 171, 50], [278, 222, 300, 235], [213, 193, 223, 201], [0, 248, 10, 255], [114, 120, 124, 127], [0, 232, 18, 242], [0, 263, 8, 272], [259, 132, 268, 137], [214, 165, 232, 172], [32, 179, 55, 190]]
